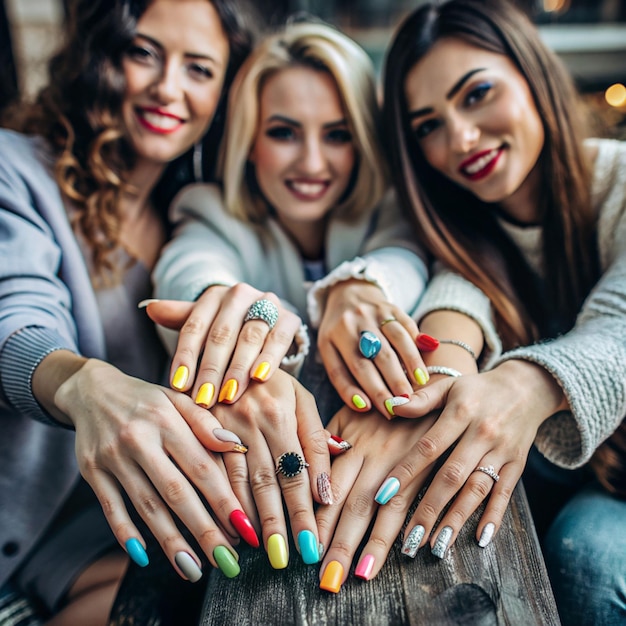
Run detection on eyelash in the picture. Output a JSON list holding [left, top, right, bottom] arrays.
[[126, 43, 214, 81], [465, 82, 493, 106], [265, 127, 353, 144]]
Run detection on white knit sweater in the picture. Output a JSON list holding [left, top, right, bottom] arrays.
[[415, 139, 626, 469]]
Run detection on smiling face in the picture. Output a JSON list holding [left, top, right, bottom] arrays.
[[121, 0, 229, 171], [404, 37, 545, 222], [249, 66, 356, 255]]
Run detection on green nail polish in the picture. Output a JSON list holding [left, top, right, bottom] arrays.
[[352, 394, 367, 409], [213, 546, 240, 578], [414, 368, 429, 385]]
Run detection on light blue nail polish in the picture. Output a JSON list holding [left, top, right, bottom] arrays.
[[375, 477, 400, 505], [125, 538, 149, 567], [298, 530, 320, 564], [432, 526, 453, 559]]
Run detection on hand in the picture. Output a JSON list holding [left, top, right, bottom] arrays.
[[208, 370, 332, 569], [315, 405, 437, 591], [380, 360, 566, 560], [144, 283, 302, 406], [317, 280, 428, 416], [55, 358, 257, 581]]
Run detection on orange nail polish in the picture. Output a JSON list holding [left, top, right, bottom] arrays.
[[320, 560, 344, 593], [219, 379, 238, 403], [252, 362, 270, 381]]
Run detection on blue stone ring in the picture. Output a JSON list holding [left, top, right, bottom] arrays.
[[244, 299, 279, 330], [359, 330, 382, 359], [275, 452, 310, 478]]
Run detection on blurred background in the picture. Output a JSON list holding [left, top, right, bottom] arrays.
[[1, 0, 625, 136]]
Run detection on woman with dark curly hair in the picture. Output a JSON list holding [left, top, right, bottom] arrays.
[[0, 0, 257, 623]]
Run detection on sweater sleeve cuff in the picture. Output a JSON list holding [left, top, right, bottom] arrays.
[[280, 323, 310, 379], [0, 327, 76, 427]]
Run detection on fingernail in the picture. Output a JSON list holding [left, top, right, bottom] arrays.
[[172, 365, 189, 390], [375, 477, 400, 505], [218, 379, 238, 403], [229, 510, 260, 548], [267, 533, 288, 569], [125, 538, 149, 567], [401, 525, 425, 558], [317, 472, 333, 505], [413, 368, 429, 386], [478, 522, 495, 548], [297, 530, 320, 565], [355, 554, 375, 580], [351, 394, 367, 410], [195, 382, 215, 407], [318, 542, 325, 559], [384, 396, 410, 417], [213, 428, 248, 453], [213, 546, 240, 578], [175, 551, 202, 582], [320, 560, 344, 593], [252, 361, 271, 381], [137, 298, 161, 309], [416, 333, 439, 351], [328, 435, 352, 456], [432, 526, 453, 559]]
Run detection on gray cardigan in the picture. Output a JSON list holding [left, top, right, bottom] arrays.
[[0, 129, 107, 586]]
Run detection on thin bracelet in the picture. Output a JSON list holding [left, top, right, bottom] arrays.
[[438, 339, 477, 360], [426, 365, 463, 378]]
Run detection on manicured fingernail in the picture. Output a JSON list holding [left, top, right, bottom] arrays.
[[213, 428, 248, 453], [229, 510, 259, 548], [328, 435, 352, 456], [416, 333, 439, 351], [267, 533, 288, 569], [218, 379, 238, 403], [351, 394, 367, 410], [319, 543, 325, 559], [432, 526, 453, 559], [175, 551, 202, 582], [195, 382, 215, 407], [297, 530, 320, 565], [137, 298, 161, 308], [478, 522, 495, 548], [252, 361, 271, 381], [355, 554, 375, 580], [317, 472, 333, 505], [375, 477, 400, 504], [384, 396, 409, 417], [413, 368, 429, 386], [125, 538, 149, 567], [213, 545, 240, 578], [320, 560, 344, 593], [171, 365, 189, 390], [401, 525, 425, 558]]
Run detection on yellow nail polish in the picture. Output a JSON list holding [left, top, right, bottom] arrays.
[[252, 362, 271, 381], [218, 379, 238, 403], [195, 383, 215, 408], [320, 560, 344, 593], [414, 368, 429, 386], [384, 398, 395, 416], [267, 533, 288, 569], [352, 394, 367, 410], [172, 365, 189, 390]]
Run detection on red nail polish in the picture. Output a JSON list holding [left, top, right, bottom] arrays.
[[400, 393, 410, 399], [416, 333, 439, 352], [229, 510, 259, 548], [328, 435, 353, 456]]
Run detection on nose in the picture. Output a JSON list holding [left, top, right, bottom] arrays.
[[152, 60, 183, 104], [299, 136, 326, 174], [448, 113, 480, 154]]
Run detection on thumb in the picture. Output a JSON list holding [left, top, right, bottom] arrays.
[[140, 299, 195, 330]]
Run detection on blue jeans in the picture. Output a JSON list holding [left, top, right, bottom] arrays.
[[544, 485, 626, 626]]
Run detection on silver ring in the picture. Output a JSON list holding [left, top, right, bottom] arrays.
[[359, 330, 382, 359], [244, 299, 279, 330], [275, 452, 309, 478], [475, 465, 500, 483]]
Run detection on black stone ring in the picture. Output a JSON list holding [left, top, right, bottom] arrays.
[[275, 452, 310, 478]]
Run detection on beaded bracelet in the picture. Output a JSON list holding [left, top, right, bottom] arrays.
[[426, 365, 463, 378], [438, 339, 477, 360]]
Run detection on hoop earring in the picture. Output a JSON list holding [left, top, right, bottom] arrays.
[[193, 142, 203, 182]]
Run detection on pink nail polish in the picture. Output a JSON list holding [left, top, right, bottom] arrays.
[[355, 554, 375, 580]]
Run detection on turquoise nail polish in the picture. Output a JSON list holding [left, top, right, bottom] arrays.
[[297, 530, 320, 565], [375, 477, 400, 505], [125, 538, 149, 567]]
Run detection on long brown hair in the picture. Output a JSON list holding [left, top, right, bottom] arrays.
[[382, 0, 599, 349], [5, 0, 254, 280]]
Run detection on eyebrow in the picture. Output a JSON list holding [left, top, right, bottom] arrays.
[[266, 114, 348, 129], [135, 33, 222, 65], [408, 67, 487, 121]]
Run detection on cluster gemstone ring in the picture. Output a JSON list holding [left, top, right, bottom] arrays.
[[244, 299, 279, 330], [275, 452, 309, 478]]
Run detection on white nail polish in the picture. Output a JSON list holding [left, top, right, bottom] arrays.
[[213, 428, 243, 445], [401, 525, 425, 558], [478, 522, 495, 548], [175, 551, 202, 582], [137, 298, 161, 309]]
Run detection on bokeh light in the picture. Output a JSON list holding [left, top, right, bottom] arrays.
[[605, 84, 626, 108]]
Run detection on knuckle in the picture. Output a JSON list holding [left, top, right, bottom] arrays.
[[187, 456, 213, 482], [250, 467, 278, 494], [418, 500, 440, 523], [197, 526, 222, 549], [179, 315, 206, 339], [414, 435, 440, 461], [328, 540, 354, 560], [162, 478, 187, 507], [475, 419, 499, 442], [439, 461, 466, 488], [285, 503, 310, 526], [161, 533, 181, 554], [393, 459, 419, 482], [208, 324, 235, 346], [369, 535, 392, 552], [468, 478, 492, 501], [347, 492, 375, 518], [137, 492, 161, 519], [227, 463, 249, 486], [239, 323, 267, 345]]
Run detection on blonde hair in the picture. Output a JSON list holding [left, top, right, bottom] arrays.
[[220, 20, 387, 222]]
